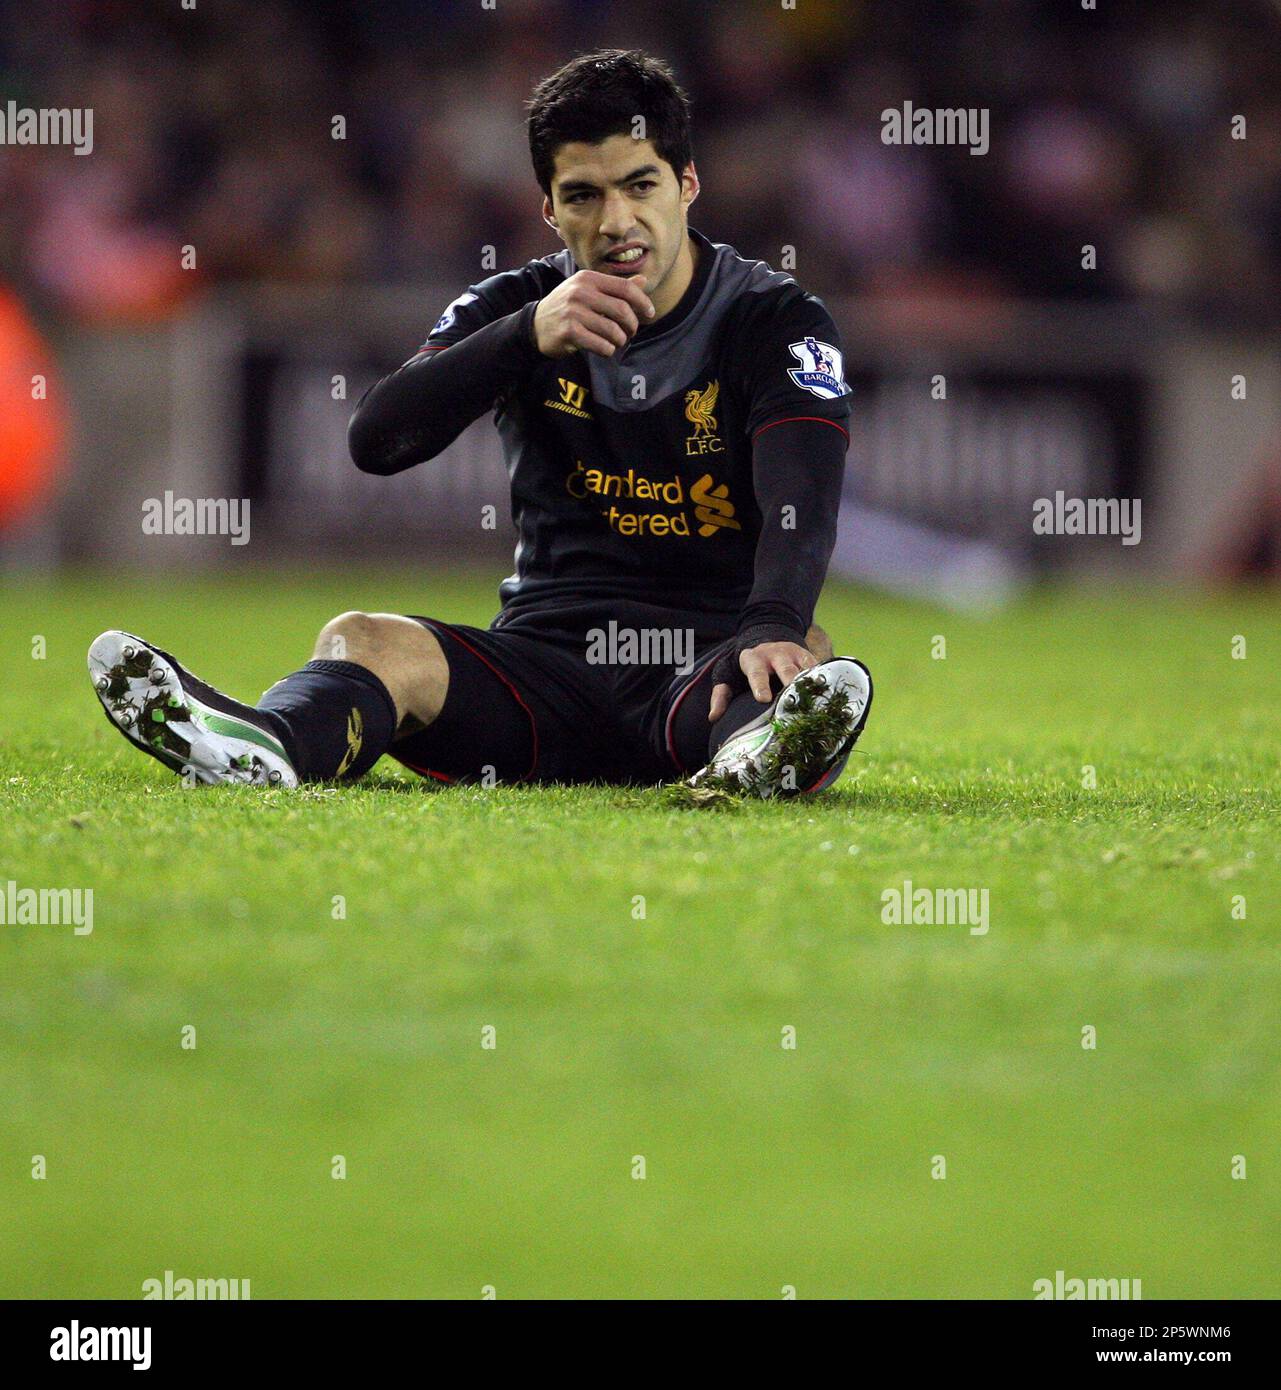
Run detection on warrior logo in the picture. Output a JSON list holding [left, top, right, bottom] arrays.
[[335, 707, 363, 777], [544, 375, 591, 419]]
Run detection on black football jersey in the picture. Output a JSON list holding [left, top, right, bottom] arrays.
[[419, 227, 852, 632]]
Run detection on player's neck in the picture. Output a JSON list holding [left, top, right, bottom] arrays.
[[649, 230, 698, 323]]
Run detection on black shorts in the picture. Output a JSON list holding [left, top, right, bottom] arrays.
[[389, 602, 740, 786]]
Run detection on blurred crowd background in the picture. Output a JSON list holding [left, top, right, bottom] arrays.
[[2, 0, 1280, 586], [2, 0, 1279, 324]]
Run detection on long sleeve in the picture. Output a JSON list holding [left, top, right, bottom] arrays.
[[737, 415, 848, 641], [348, 299, 543, 476], [730, 283, 852, 644]]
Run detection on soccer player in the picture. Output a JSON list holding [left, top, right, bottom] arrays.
[[88, 50, 872, 797]]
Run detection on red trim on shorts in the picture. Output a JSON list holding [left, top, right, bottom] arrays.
[[752, 415, 850, 442], [392, 761, 456, 783], [663, 651, 722, 773], [413, 620, 540, 782]]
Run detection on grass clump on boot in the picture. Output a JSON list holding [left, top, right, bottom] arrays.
[[671, 679, 855, 802]]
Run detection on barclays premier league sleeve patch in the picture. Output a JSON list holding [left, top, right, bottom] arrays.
[[786, 337, 849, 400], [429, 291, 479, 339]]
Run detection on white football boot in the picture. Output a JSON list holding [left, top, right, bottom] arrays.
[[688, 657, 872, 798], [88, 630, 298, 787]]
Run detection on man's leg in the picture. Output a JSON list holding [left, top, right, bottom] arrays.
[[807, 624, 834, 663], [698, 617, 871, 795], [307, 612, 449, 731], [254, 612, 447, 780], [703, 625, 833, 745], [387, 618, 620, 786], [659, 622, 871, 796], [88, 611, 449, 786], [706, 623, 833, 756], [661, 623, 833, 774]]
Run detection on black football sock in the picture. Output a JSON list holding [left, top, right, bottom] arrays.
[[709, 687, 778, 758], [256, 660, 397, 781]]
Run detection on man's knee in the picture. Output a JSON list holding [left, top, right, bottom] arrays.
[[805, 623, 834, 663], [313, 611, 448, 728], [315, 610, 383, 664]]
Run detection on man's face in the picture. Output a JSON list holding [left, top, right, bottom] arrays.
[[543, 135, 699, 303]]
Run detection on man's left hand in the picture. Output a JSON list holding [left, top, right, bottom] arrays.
[[708, 641, 818, 722]]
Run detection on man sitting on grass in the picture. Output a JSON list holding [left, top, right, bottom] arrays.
[[88, 50, 872, 798]]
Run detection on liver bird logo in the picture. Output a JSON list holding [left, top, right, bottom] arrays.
[[684, 380, 719, 438]]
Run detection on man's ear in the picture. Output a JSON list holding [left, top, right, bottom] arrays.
[[542, 194, 561, 236], [680, 162, 700, 210]]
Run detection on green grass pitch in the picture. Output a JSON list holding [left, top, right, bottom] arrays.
[[1, 570, 1278, 1299]]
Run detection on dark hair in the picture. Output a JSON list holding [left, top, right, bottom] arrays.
[[526, 49, 693, 197]]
